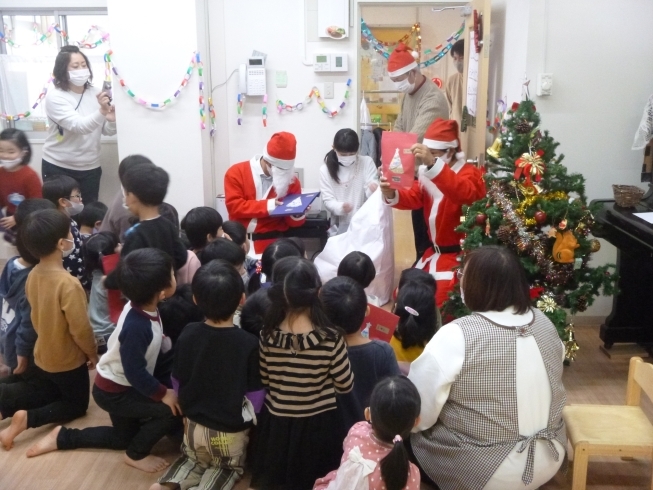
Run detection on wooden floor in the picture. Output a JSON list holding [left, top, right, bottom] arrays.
[[1, 211, 652, 489]]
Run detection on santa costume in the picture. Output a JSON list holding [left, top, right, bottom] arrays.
[[224, 132, 305, 254], [386, 119, 486, 307]]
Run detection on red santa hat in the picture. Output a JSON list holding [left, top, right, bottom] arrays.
[[422, 118, 461, 151], [263, 132, 297, 170], [387, 43, 418, 78]]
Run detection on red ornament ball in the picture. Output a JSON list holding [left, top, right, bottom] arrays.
[[475, 213, 487, 226], [534, 210, 547, 225]]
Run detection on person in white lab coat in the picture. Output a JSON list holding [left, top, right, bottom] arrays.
[[406, 246, 567, 490], [320, 129, 378, 235]]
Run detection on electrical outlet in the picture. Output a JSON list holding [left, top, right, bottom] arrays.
[[537, 73, 553, 96], [324, 82, 334, 99]]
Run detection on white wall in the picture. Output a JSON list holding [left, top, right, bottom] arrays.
[[105, 0, 212, 217], [209, 0, 358, 195]]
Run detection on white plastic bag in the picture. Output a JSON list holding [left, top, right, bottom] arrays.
[[314, 189, 395, 305]]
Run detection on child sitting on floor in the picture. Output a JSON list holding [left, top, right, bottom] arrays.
[[27, 248, 181, 473], [338, 251, 380, 306], [152, 260, 261, 490], [222, 220, 258, 278], [81, 231, 120, 354], [42, 175, 88, 288], [391, 281, 439, 374], [76, 200, 108, 241], [0, 199, 55, 377], [251, 259, 354, 490], [321, 276, 400, 432], [314, 376, 421, 490], [0, 209, 97, 450]]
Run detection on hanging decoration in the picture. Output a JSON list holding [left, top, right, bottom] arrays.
[[0, 22, 68, 48], [360, 20, 416, 51], [275, 79, 352, 119], [0, 74, 53, 122], [76, 25, 110, 49], [419, 23, 465, 68], [237, 94, 245, 125]]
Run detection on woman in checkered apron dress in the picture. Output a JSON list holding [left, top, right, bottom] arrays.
[[406, 246, 567, 490]]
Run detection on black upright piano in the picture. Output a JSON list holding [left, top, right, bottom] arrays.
[[592, 185, 653, 349]]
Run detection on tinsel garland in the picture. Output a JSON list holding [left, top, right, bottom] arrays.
[[516, 190, 567, 227]]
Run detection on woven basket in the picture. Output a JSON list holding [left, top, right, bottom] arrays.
[[612, 185, 645, 207]]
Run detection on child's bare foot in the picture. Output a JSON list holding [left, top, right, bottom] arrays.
[[26, 426, 61, 457], [124, 454, 170, 473], [149, 483, 178, 490], [0, 410, 27, 449]]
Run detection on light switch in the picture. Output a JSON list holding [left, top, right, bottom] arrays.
[[537, 73, 553, 96], [324, 82, 334, 99]]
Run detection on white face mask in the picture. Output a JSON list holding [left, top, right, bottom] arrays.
[[65, 200, 84, 216], [62, 238, 75, 258], [455, 60, 464, 74], [394, 77, 415, 94], [0, 157, 23, 170], [68, 68, 90, 87], [337, 154, 357, 166]]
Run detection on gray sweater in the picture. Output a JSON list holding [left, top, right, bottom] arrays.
[[394, 78, 449, 140]]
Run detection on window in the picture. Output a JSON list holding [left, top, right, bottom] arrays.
[[0, 9, 109, 134]]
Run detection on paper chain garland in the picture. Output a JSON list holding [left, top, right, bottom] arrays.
[[0, 22, 110, 49], [0, 75, 53, 122], [0, 22, 68, 48], [275, 79, 352, 118], [361, 19, 465, 68], [237, 93, 268, 127]]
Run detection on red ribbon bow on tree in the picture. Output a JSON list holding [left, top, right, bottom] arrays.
[[514, 149, 545, 186]]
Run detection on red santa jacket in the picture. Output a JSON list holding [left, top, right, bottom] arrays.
[[224, 156, 306, 237], [390, 155, 486, 248]]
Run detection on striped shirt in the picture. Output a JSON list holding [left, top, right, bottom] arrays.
[[260, 328, 354, 417]]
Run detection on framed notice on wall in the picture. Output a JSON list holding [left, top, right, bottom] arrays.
[[317, 0, 349, 39], [466, 30, 479, 117]]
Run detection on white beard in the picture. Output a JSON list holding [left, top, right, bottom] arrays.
[[271, 165, 294, 198], [418, 152, 466, 199]]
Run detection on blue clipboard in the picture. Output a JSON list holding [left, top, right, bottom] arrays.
[[269, 192, 321, 217]]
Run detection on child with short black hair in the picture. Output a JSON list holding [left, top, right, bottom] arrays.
[[0, 129, 42, 239], [158, 284, 204, 345], [181, 206, 223, 254], [321, 276, 400, 431], [42, 175, 88, 287], [82, 231, 120, 354], [314, 376, 421, 490], [0, 209, 97, 450], [337, 251, 380, 306], [100, 154, 153, 241], [105, 165, 187, 289], [222, 220, 258, 278], [199, 237, 246, 271], [153, 260, 262, 490], [240, 289, 271, 339], [251, 259, 354, 490], [76, 200, 108, 240], [27, 248, 182, 474], [247, 238, 303, 295], [391, 282, 439, 374]]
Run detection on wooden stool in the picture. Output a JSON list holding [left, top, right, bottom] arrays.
[[563, 357, 653, 489]]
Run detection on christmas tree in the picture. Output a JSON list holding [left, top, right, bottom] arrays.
[[444, 99, 618, 360]]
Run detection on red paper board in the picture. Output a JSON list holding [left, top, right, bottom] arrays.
[[101, 254, 126, 325], [381, 132, 418, 190], [364, 304, 399, 343]]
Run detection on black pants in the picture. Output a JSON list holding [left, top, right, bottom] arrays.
[[57, 384, 181, 461], [42, 159, 102, 203], [405, 434, 440, 489], [0, 364, 61, 419], [412, 208, 432, 262], [24, 363, 90, 428]]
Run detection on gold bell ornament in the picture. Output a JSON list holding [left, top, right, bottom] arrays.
[[486, 137, 502, 159]]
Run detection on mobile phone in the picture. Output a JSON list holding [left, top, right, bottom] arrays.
[[102, 80, 112, 105]]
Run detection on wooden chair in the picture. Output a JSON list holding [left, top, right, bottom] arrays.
[[563, 356, 653, 489]]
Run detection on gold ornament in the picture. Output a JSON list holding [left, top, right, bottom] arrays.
[[536, 294, 558, 313], [487, 137, 502, 159], [589, 239, 601, 253], [564, 322, 580, 362]]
